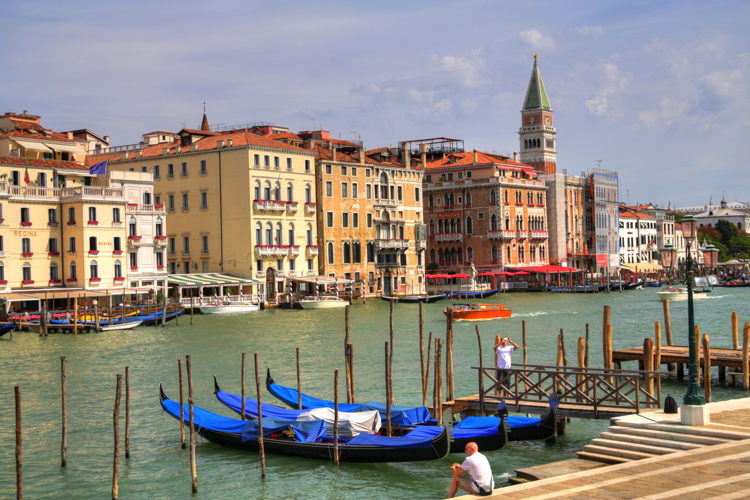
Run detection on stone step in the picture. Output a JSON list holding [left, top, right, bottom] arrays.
[[615, 420, 750, 440], [599, 431, 703, 451], [507, 476, 529, 485], [575, 450, 631, 464], [581, 444, 657, 461], [608, 425, 730, 446], [590, 438, 675, 455]]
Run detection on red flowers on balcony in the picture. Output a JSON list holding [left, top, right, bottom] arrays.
[[88, 250, 99, 255], [156, 265, 165, 270], [67, 221, 76, 225], [66, 278, 78, 283], [22, 280, 35, 285], [114, 277, 125, 282], [48, 252, 60, 257], [130, 266, 138, 271], [49, 279, 62, 284], [87, 220, 99, 225], [90, 277, 101, 282], [21, 221, 32, 227], [113, 250, 123, 255], [48, 221, 58, 227], [22, 252, 33, 257], [128, 235, 142, 240]]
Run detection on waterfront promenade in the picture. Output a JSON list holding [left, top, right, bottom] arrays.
[[455, 397, 750, 499]]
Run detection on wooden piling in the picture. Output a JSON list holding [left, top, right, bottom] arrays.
[[40, 299, 48, 336], [388, 301, 394, 405], [296, 347, 302, 409], [254, 353, 266, 478], [559, 329, 567, 367], [643, 337, 654, 397], [344, 305, 351, 403], [186, 356, 197, 492], [94, 301, 100, 333], [112, 374, 122, 500], [424, 332, 432, 408], [435, 338, 443, 427], [346, 343, 355, 403], [177, 359, 185, 448], [604, 324, 613, 370], [743, 323, 749, 390], [603, 305, 611, 341], [662, 300, 673, 346], [475, 325, 485, 415], [241, 353, 246, 419], [585, 323, 590, 368], [695, 326, 702, 378], [702, 333, 711, 402], [556, 334, 563, 368], [577, 337, 585, 402], [60, 356, 67, 468], [522, 320, 528, 367], [333, 369, 339, 466], [732, 312, 739, 350], [654, 322, 662, 407], [385, 342, 393, 436], [125, 366, 131, 459], [73, 298, 78, 335], [190, 296, 194, 325], [419, 330, 426, 407], [15, 386, 22, 500]]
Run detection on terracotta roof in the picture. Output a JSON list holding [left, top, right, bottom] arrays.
[[0, 156, 88, 170], [314, 146, 416, 169], [268, 132, 302, 141], [619, 210, 655, 219], [425, 151, 536, 173], [1, 130, 76, 143], [179, 128, 217, 136]]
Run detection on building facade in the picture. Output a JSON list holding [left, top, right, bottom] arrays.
[[618, 207, 658, 266], [0, 111, 165, 292], [423, 149, 549, 272], [97, 114, 318, 299]]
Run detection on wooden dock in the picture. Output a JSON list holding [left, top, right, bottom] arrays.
[[613, 344, 744, 369], [443, 394, 639, 420]]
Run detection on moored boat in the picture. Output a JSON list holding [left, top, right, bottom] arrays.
[[656, 286, 711, 301], [159, 385, 449, 462], [297, 296, 348, 309], [0, 323, 14, 337], [199, 302, 260, 314], [445, 289, 500, 299], [444, 303, 512, 321], [100, 320, 143, 331], [380, 294, 447, 303]]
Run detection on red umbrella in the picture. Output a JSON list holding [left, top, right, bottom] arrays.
[[450, 273, 471, 279], [425, 274, 448, 279], [510, 271, 530, 276], [477, 272, 495, 277]]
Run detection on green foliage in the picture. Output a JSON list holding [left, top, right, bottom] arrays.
[[700, 220, 750, 260]]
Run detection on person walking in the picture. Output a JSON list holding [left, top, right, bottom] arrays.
[[448, 441, 494, 497], [494, 336, 519, 394]]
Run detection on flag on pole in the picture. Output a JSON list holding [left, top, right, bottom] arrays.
[[89, 160, 108, 175], [24, 166, 31, 185]]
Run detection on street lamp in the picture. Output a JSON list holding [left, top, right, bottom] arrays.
[[703, 244, 719, 274], [680, 215, 706, 415], [659, 243, 676, 282]]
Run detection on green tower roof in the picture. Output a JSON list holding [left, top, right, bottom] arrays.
[[523, 55, 552, 110]]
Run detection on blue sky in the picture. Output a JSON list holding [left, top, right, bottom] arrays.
[[2, 1, 748, 206]]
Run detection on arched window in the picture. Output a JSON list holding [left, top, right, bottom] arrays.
[[489, 190, 497, 204], [265, 223, 273, 245], [69, 261, 77, 280], [343, 242, 351, 264], [492, 246, 498, 261], [254, 182, 261, 200], [466, 216, 473, 235], [518, 246, 524, 261], [430, 249, 435, 263], [288, 223, 295, 247], [114, 260, 122, 278], [352, 241, 361, 263], [305, 184, 312, 203], [438, 249, 444, 262], [22, 262, 32, 282], [467, 247, 474, 261], [379, 172, 389, 199], [490, 214, 498, 231], [274, 183, 281, 201], [155, 217, 163, 237], [129, 217, 137, 236], [0, 262, 4, 281], [256, 223, 263, 245], [287, 184, 294, 202], [465, 191, 472, 206], [438, 219, 444, 233], [306, 224, 313, 246], [327, 242, 334, 265], [49, 262, 59, 281], [540, 246, 545, 260], [275, 223, 283, 245], [264, 182, 271, 200], [507, 246, 511, 261], [429, 220, 435, 236], [90, 260, 99, 279]]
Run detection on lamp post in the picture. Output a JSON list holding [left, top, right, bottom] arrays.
[[659, 243, 676, 283], [680, 215, 706, 414], [703, 244, 719, 275]]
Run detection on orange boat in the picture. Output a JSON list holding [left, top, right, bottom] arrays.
[[444, 303, 512, 321]]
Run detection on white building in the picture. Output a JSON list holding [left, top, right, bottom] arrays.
[[694, 199, 750, 233], [618, 208, 658, 265]]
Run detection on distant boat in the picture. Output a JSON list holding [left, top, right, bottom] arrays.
[[380, 294, 447, 303], [444, 303, 512, 321], [644, 280, 662, 287], [199, 302, 260, 314], [100, 320, 143, 331], [656, 286, 711, 301], [297, 296, 348, 309], [0, 323, 14, 338], [445, 289, 500, 299], [547, 284, 605, 293]]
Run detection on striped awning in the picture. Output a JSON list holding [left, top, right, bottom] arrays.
[[167, 273, 259, 287]]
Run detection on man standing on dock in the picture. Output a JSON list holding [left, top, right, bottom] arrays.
[[448, 442, 494, 497], [495, 336, 519, 394]]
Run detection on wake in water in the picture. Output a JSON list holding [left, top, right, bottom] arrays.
[[513, 311, 549, 318]]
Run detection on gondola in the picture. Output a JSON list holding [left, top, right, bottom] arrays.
[[380, 294, 447, 303], [445, 289, 500, 299], [159, 385, 449, 462], [136, 309, 183, 326], [0, 323, 14, 338]]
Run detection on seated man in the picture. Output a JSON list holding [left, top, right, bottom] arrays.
[[448, 441, 494, 497]]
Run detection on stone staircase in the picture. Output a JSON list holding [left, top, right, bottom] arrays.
[[577, 418, 750, 464]]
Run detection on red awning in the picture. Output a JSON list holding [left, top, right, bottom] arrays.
[[450, 273, 471, 279], [507, 265, 580, 273], [477, 272, 495, 277], [425, 273, 450, 279], [509, 271, 530, 276], [493, 271, 513, 276]]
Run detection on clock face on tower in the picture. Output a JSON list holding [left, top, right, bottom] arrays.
[[528, 117, 535, 125], [545, 116, 551, 125]]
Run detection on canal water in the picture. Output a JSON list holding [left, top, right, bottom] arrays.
[[0, 287, 748, 499]]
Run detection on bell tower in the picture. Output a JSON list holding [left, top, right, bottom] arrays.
[[519, 54, 557, 174]]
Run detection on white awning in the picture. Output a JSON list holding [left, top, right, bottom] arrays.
[[12, 140, 53, 152], [47, 143, 87, 155]]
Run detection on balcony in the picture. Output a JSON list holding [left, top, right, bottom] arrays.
[[434, 232, 464, 242], [304, 202, 317, 214], [126, 203, 167, 214], [289, 245, 301, 256], [376, 261, 401, 269], [416, 240, 426, 250], [127, 235, 142, 247], [255, 245, 289, 257], [374, 239, 409, 250], [373, 198, 398, 208], [21, 252, 34, 258], [154, 236, 168, 247], [516, 230, 528, 239], [253, 200, 287, 213], [489, 230, 514, 240], [286, 201, 299, 213], [530, 230, 548, 239], [306, 245, 319, 256]]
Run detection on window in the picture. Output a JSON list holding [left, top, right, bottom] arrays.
[[343, 242, 351, 264], [155, 218, 163, 236], [68, 237, 76, 253], [200, 192, 208, 209], [286, 158, 292, 170], [264, 155, 270, 168], [112, 207, 121, 223], [49, 238, 58, 254], [144, 192, 151, 205], [325, 164, 332, 174], [88, 207, 97, 223], [274, 156, 280, 169], [352, 183, 358, 199], [168, 195, 175, 212], [342, 213, 349, 228], [366, 213, 372, 228], [466, 216, 473, 234], [183, 237, 190, 253], [90, 260, 99, 279], [22, 263, 31, 282], [183, 262, 190, 273], [167, 163, 174, 178], [467, 247, 474, 261], [353, 242, 361, 263], [397, 186, 403, 201], [181, 193, 189, 210], [415, 187, 420, 202], [169, 237, 176, 255], [200, 160, 207, 175], [181, 162, 188, 177], [306, 227, 313, 246], [367, 243, 374, 263], [325, 181, 333, 197], [327, 212, 334, 228], [154, 165, 160, 179], [304, 159, 310, 172], [21, 207, 30, 224], [201, 236, 209, 253], [286, 185, 293, 202], [288, 227, 295, 246], [341, 182, 348, 198], [128, 217, 137, 237], [305, 185, 312, 203], [366, 184, 372, 199], [69, 261, 76, 280], [22, 238, 31, 254], [129, 252, 138, 269], [308, 259, 314, 271], [157, 252, 164, 269], [289, 258, 295, 272], [114, 260, 122, 278], [353, 213, 359, 228], [37, 172, 46, 187], [11, 171, 20, 186], [327, 242, 334, 264], [254, 154, 260, 167]]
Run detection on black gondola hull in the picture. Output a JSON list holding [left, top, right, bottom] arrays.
[[449, 421, 507, 453], [508, 407, 556, 442]]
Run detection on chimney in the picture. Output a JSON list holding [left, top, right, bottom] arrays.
[[67, 131, 73, 139], [332, 147, 337, 162], [227, 139, 233, 147], [472, 149, 478, 164], [359, 149, 365, 165], [402, 143, 411, 167], [190, 144, 198, 152], [162, 147, 170, 155], [420, 144, 427, 168], [217, 140, 224, 148], [104, 136, 110, 144], [513, 151, 518, 162]]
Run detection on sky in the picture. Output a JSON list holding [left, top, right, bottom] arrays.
[[1, 0, 748, 207]]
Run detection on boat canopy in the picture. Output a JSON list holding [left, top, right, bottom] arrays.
[[346, 425, 444, 448], [167, 273, 259, 287]]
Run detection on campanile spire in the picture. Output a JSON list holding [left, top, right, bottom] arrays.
[[519, 55, 557, 174]]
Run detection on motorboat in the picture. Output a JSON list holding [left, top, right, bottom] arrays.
[[100, 320, 143, 331], [199, 302, 260, 314], [656, 286, 711, 301], [444, 303, 512, 321], [380, 294, 447, 303], [297, 296, 348, 309]]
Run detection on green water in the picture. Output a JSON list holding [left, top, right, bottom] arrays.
[[1, 288, 748, 499]]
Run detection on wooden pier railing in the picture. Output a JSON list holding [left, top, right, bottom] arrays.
[[472, 364, 667, 418]]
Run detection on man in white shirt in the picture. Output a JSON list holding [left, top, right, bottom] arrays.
[[448, 441, 494, 497], [494, 336, 519, 396]]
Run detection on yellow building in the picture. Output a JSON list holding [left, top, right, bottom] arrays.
[[97, 115, 318, 300], [0, 112, 165, 292]]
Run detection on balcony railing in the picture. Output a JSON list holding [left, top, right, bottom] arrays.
[[286, 201, 299, 213], [304, 202, 317, 214], [373, 198, 398, 208], [434, 232, 464, 242], [126, 203, 166, 213], [306, 245, 319, 256], [127, 235, 142, 247], [374, 239, 409, 250], [529, 230, 548, 239], [255, 245, 290, 256], [154, 236, 168, 246], [516, 230, 528, 239], [253, 200, 287, 212], [489, 230, 514, 240], [289, 245, 300, 256], [376, 261, 401, 268]]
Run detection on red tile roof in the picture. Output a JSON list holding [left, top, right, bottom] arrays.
[[314, 146, 417, 169], [0, 156, 88, 170], [425, 151, 536, 173]]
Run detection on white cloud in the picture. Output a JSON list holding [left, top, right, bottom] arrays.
[[575, 25, 604, 36], [585, 63, 628, 116], [519, 29, 555, 50], [702, 69, 742, 98], [430, 50, 488, 87], [637, 97, 693, 127]]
